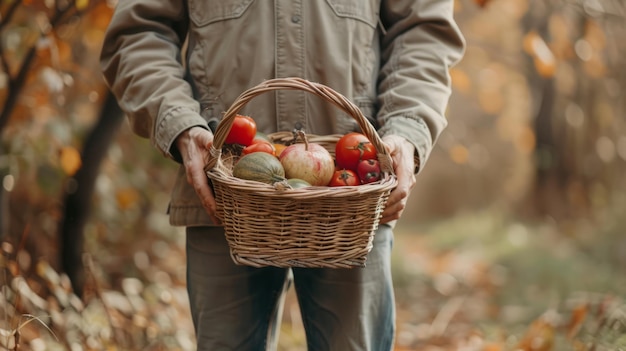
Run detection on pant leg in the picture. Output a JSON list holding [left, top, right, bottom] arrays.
[[292, 224, 396, 351], [186, 226, 290, 351]]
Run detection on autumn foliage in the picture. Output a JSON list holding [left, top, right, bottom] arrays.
[[1, 0, 625, 350]]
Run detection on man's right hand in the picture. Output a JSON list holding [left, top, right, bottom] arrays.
[[175, 126, 221, 224]]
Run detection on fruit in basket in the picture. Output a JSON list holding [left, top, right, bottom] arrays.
[[225, 114, 257, 146], [233, 151, 286, 184], [335, 132, 377, 171], [279, 130, 335, 186], [242, 140, 276, 156], [273, 143, 287, 157], [286, 178, 311, 189], [357, 159, 382, 184], [328, 169, 360, 187]]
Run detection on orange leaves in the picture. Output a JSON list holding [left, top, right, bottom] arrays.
[[450, 68, 472, 95], [516, 302, 590, 351], [525, 16, 609, 79], [566, 304, 588, 339], [59, 146, 82, 176], [116, 187, 140, 210], [523, 31, 557, 78], [578, 20, 608, 78], [482, 342, 505, 351], [75, 0, 89, 10], [87, 1, 115, 29], [449, 144, 469, 165], [516, 315, 556, 351]]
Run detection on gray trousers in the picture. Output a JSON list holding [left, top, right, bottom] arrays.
[[186, 225, 395, 351]]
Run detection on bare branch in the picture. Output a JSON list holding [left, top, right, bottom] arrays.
[[0, 1, 21, 32], [0, 1, 21, 79]]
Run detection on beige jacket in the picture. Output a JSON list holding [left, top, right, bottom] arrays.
[[100, 0, 465, 226]]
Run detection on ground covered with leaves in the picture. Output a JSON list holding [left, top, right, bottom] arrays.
[[390, 210, 626, 351], [1, 209, 625, 351]]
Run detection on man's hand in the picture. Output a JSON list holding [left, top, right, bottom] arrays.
[[175, 126, 221, 224], [380, 135, 417, 224]]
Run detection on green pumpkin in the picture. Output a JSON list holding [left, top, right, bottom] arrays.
[[232, 152, 286, 184]]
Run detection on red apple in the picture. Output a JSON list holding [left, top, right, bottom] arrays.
[[356, 159, 382, 184], [279, 143, 335, 186]]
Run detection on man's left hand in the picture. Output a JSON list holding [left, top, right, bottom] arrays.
[[380, 135, 417, 224]]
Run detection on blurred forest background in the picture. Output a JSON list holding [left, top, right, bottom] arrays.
[[1, 0, 625, 350]]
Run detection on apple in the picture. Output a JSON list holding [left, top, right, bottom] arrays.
[[279, 142, 335, 186], [356, 159, 382, 184]]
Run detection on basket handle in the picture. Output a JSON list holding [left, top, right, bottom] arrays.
[[206, 77, 394, 174]]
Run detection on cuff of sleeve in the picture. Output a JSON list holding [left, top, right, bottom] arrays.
[[377, 116, 432, 174], [154, 106, 209, 162], [413, 151, 421, 174]]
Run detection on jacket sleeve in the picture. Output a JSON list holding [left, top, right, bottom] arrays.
[[100, 0, 208, 160], [377, 0, 465, 172]]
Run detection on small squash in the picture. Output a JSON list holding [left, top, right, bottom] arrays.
[[286, 178, 311, 189], [233, 152, 286, 184]]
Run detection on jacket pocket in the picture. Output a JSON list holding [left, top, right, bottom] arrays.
[[325, 0, 378, 28], [188, 0, 255, 27]]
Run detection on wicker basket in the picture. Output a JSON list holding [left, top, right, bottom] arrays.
[[205, 77, 397, 268]]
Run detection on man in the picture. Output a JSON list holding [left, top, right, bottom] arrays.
[[101, 1, 464, 349]]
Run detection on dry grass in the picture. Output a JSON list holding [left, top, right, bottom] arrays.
[[1, 210, 625, 350]]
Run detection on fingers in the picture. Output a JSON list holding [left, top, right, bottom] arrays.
[[381, 165, 417, 223], [177, 127, 221, 224], [188, 161, 221, 225], [380, 186, 408, 224], [379, 135, 417, 224]]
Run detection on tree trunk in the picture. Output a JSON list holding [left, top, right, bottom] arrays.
[[58, 91, 123, 297]]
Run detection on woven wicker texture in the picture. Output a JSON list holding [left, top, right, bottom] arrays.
[[205, 77, 398, 268]]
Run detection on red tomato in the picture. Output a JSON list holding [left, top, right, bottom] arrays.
[[328, 169, 360, 187], [356, 159, 382, 184], [335, 132, 377, 171], [242, 141, 276, 156], [225, 114, 257, 146]]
